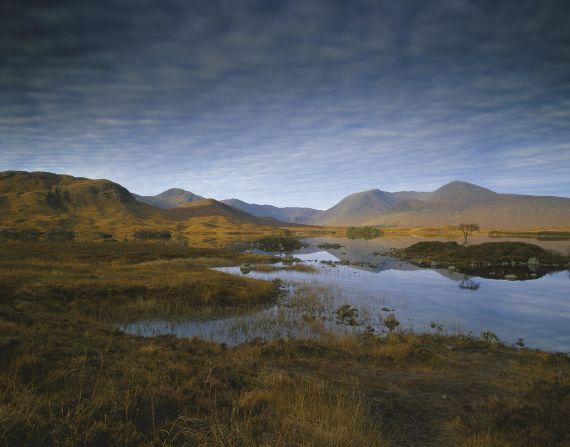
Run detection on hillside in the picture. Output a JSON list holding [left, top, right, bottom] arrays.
[[165, 198, 284, 226], [313, 189, 396, 225], [134, 188, 203, 208], [309, 181, 570, 229], [221, 198, 324, 223], [0, 171, 156, 223], [0, 171, 305, 242]]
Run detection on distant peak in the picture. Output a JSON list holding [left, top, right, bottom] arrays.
[[162, 188, 192, 194], [436, 180, 495, 193], [446, 180, 477, 186], [156, 188, 202, 199], [348, 188, 388, 197]]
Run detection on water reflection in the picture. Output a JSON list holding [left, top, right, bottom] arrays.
[[123, 236, 570, 353], [458, 275, 481, 291]]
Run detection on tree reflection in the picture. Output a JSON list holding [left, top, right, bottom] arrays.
[[459, 275, 481, 291]]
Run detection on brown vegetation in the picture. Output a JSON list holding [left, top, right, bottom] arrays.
[[397, 240, 570, 279], [0, 241, 569, 446]]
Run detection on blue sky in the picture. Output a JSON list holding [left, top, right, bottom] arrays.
[[1, 0, 570, 208]]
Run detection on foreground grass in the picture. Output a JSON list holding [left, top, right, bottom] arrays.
[[1, 242, 569, 446]]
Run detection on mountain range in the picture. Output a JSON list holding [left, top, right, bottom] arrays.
[[135, 192, 323, 224], [308, 181, 570, 228], [2, 171, 570, 231], [138, 179, 570, 229]]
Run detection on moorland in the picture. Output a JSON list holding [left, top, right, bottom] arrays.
[[1, 241, 570, 446], [1, 171, 570, 446]]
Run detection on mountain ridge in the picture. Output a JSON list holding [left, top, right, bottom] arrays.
[[2, 171, 570, 230], [309, 180, 570, 228], [220, 198, 324, 224]]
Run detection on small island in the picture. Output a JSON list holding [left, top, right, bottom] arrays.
[[395, 241, 570, 280]]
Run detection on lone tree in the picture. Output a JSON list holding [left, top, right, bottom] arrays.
[[459, 223, 480, 246]]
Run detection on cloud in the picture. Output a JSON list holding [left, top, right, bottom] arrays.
[[1, 0, 570, 207]]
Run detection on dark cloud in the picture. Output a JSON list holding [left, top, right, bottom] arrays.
[[1, 0, 570, 207]]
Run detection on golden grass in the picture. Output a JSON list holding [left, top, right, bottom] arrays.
[[160, 371, 386, 447], [1, 241, 569, 446], [0, 242, 280, 322]]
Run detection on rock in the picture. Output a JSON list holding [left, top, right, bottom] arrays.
[[448, 266, 457, 272], [239, 264, 253, 274], [527, 257, 540, 266], [504, 274, 518, 280], [430, 261, 437, 268]]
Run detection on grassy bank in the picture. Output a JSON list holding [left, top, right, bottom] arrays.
[[0, 242, 281, 321], [1, 242, 569, 446]]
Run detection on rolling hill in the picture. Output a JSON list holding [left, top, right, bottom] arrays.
[[309, 181, 570, 228], [0, 171, 301, 241], [0, 170, 155, 222], [164, 198, 286, 226]]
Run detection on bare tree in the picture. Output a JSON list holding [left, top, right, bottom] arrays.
[[459, 223, 480, 246], [459, 275, 481, 290]]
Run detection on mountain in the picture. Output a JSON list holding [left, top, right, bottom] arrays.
[[165, 198, 285, 226], [0, 171, 293, 239], [311, 189, 395, 226], [0, 171, 154, 222], [309, 181, 570, 228], [426, 181, 498, 209], [134, 188, 203, 208], [221, 199, 324, 224]]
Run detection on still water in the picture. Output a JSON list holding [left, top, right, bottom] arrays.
[[123, 236, 570, 352]]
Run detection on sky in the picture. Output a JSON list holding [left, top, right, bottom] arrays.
[[1, 0, 570, 209]]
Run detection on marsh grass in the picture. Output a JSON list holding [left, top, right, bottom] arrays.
[[0, 242, 280, 324], [250, 263, 317, 273], [159, 372, 386, 447], [1, 241, 569, 446]]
